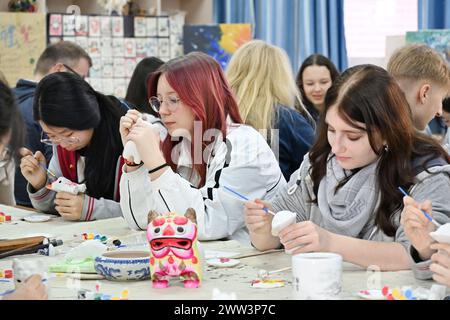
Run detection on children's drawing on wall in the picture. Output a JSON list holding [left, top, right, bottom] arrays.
[[0, 12, 46, 85], [49, 14, 62, 36]]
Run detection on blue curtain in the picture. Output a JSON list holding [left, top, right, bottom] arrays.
[[213, 0, 348, 72], [418, 0, 450, 29]]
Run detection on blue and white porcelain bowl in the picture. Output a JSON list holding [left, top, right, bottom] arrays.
[[94, 251, 151, 281]]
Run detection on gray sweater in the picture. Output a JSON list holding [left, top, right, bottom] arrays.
[[27, 145, 122, 221], [272, 155, 450, 278]]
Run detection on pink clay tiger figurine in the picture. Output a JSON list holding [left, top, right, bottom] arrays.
[[146, 208, 202, 288]]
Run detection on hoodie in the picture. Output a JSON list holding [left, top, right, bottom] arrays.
[[271, 153, 450, 271]]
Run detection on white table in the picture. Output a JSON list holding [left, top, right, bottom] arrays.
[[0, 204, 441, 300]]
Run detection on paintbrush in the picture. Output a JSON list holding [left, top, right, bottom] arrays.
[[233, 248, 284, 259], [398, 186, 441, 228], [223, 186, 276, 215], [258, 266, 292, 279], [38, 163, 57, 178]]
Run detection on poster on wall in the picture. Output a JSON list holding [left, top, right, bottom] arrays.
[[45, 13, 184, 97], [183, 24, 252, 69], [406, 30, 450, 63], [0, 13, 46, 85]]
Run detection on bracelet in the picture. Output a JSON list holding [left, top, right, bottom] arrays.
[[125, 159, 143, 167], [148, 163, 169, 174]]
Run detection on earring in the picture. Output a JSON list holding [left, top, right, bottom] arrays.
[[383, 145, 389, 152]]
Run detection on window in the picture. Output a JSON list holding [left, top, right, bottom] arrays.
[[344, 0, 418, 67]]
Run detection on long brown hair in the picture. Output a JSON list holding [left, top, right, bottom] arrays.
[[309, 64, 450, 236]]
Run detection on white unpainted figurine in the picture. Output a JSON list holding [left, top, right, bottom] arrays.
[[271, 210, 297, 237], [123, 140, 141, 164], [46, 177, 86, 195], [122, 118, 163, 164], [12, 259, 49, 290], [271, 210, 299, 254], [430, 223, 450, 244]]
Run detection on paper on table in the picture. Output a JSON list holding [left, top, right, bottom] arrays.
[[207, 258, 240, 267], [204, 249, 239, 259]]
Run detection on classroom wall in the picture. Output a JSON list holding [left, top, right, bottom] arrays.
[[348, 35, 406, 68], [384, 35, 406, 68], [0, 0, 213, 24]]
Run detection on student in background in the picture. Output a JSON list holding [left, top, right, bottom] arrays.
[[245, 64, 450, 270], [226, 40, 315, 180], [20, 72, 126, 221], [125, 57, 164, 115], [119, 52, 286, 245], [296, 54, 340, 123], [0, 79, 25, 205], [441, 97, 450, 148], [12, 41, 92, 207], [387, 44, 450, 133]]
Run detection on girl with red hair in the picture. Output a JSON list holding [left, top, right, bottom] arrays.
[[119, 52, 285, 245]]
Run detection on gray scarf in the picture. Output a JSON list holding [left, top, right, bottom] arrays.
[[317, 155, 380, 237]]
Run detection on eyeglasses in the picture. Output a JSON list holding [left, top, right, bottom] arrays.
[[40, 131, 80, 146], [149, 95, 181, 113], [62, 64, 86, 80], [0, 147, 12, 168]]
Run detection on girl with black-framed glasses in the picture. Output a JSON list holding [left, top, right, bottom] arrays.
[[19, 72, 128, 222]]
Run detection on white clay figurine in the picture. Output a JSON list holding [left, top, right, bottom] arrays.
[[46, 177, 86, 195], [271, 210, 299, 254], [271, 210, 297, 237], [12, 259, 49, 290], [122, 118, 163, 164], [123, 140, 141, 164], [430, 223, 450, 244]]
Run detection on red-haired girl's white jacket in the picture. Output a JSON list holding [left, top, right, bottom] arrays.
[[119, 123, 286, 246]]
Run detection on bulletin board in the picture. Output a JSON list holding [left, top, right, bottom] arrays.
[[47, 13, 184, 97], [0, 13, 47, 86]]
